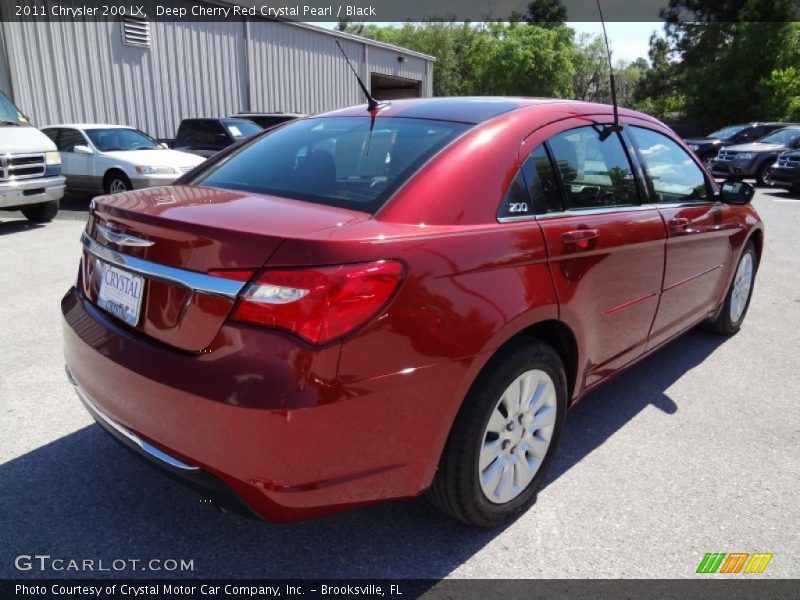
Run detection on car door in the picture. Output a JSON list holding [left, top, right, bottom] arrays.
[[627, 125, 742, 349], [533, 123, 667, 390], [52, 128, 96, 191]]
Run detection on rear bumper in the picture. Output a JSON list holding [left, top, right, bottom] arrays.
[[62, 286, 466, 522], [0, 176, 65, 209], [66, 366, 259, 518]]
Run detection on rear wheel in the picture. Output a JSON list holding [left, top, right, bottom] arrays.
[[705, 242, 757, 335], [428, 339, 567, 527], [21, 200, 59, 223]]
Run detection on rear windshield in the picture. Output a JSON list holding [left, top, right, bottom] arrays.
[[707, 125, 746, 139], [222, 119, 262, 140], [195, 116, 471, 213], [757, 127, 800, 145]]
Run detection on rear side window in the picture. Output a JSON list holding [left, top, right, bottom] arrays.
[[629, 126, 708, 203], [498, 145, 562, 219], [547, 126, 639, 210], [196, 117, 471, 214]]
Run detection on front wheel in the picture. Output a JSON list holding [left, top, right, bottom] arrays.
[[104, 172, 132, 194], [21, 200, 59, 223], [427, 339, 567, 526], [755, 163, 771, 187], [705, 242, 757, 335]]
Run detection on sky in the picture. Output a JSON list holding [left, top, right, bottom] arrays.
[[312, 21, 662, 63]]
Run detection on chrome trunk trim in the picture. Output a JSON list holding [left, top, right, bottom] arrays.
[[81, 232, 246, 299]]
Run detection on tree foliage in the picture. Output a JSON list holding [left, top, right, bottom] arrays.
[[635, 0, 800, 129], [337, 20, 647, 106]]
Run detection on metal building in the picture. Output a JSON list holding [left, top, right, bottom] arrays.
[[0, 9, 434, 139]]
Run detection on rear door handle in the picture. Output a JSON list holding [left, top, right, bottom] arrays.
[[562, 229, 599, 250]]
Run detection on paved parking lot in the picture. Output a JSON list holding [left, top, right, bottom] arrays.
[[1, 188, 798, 580]]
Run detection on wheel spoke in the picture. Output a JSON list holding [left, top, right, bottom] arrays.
[[480, 439, 502, 470], [496, 461, 514, 501], [530, 404, 556, 429], [481, 456, 505, 494], [512, 453, 535, 487], [525, 434, 550, 459], [486, 409, 507, 434]]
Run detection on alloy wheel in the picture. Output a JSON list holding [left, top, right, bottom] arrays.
[[730, 251, 754, 323], [479, 369, 557, 504]]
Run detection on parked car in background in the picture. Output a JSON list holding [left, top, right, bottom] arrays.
[[234, 112, 305, 129], [0, 91, 64, 222], [685, 122, 791, 168], [766, 150, 800, 192], [63, 98, 763, 527], [173, 118, 263, 157], [42, 124, 205, 194], [711, 125, 800, 185]]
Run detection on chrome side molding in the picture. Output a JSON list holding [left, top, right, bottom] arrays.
[[81, 232, 246, 300]]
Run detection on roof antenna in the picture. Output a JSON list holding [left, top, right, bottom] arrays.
[[335, 40, 388, 112], [596, 0, 621, 139]]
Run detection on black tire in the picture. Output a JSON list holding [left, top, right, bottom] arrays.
[[755, 162, 771, 187], [427, 339, 567, 527], [104, 171, 132, 194], [705, 241, 757, 335], [21, 200, 59, 223]]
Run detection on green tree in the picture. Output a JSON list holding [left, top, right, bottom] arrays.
[[465, 22, 575, 97]]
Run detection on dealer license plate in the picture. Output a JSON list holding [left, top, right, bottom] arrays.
[[97, 262, 145, 327]]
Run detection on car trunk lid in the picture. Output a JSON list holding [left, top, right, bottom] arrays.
[[81, 185, 367, 351]]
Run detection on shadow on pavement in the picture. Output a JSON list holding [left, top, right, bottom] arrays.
[[763, 188, 800, 200], [0, 330, 725, 580], [0, 219, 44, 235]]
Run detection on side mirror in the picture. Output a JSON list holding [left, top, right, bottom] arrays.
[[160, 142, 169, 149], [720, 180, 754, 205], [73, 144, 93, 155]]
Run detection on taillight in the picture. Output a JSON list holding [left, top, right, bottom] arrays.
[[228, 261, 404, 344]]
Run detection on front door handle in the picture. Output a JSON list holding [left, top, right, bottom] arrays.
[[562, 228, 599, 250], [668, 217, 690, 233]]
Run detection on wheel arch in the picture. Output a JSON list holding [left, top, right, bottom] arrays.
[[747, 227, 764, 268], [467, 319, 581, 408], [103, 168, 131, 186]]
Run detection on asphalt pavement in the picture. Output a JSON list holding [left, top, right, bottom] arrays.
[[1, 188, 798, 580]]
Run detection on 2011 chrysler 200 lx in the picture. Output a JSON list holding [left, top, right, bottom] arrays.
[[62, 98, 763, 526]]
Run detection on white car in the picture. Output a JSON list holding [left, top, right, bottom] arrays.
[[41, 124, 205, 194]]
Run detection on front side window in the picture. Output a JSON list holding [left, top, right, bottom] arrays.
[[547, 126, 639, 210], [629, 126, 708, 203], [196, 116, 470, 214], [85, 128, 160, 152], [58, 129, 89, 152]]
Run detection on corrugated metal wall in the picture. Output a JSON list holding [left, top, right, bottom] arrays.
[[0, 19, 432, 139]]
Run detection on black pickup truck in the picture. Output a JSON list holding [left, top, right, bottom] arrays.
[[172, 118, 263, 158]]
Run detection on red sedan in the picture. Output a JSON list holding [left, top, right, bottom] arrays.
[[62, 98, 763, 526]]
